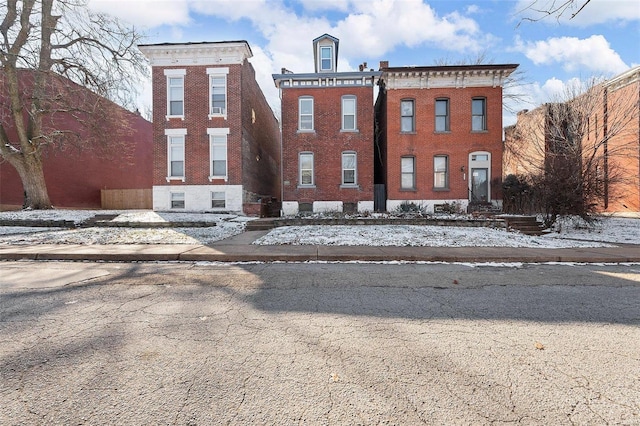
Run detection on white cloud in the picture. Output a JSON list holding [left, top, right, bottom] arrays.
[[513, 0, 640, 26], [88, 0, 191, 27], [514, 35, 629, 75]]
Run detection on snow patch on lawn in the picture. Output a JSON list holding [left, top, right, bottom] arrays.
[[252, 225, 614, 248]]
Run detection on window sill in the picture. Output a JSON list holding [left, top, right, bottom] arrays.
[[471, 130, 488, 133], [400, 131, 416, 135], [166, 115, 185, 121], [399, 188, 417, 192], [297, 130, 316, 134], [434, 130, 450, 134], [208, 114, 228, 120], [166, 176, 186, 182], [340, 184, 359, 189], [297, 184, 316, 189], [340, 129, 359, 133], [209, 176, 228, 182], [433, 187, 450, 192]]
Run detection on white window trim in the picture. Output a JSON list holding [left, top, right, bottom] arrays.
[[165, 128, 187, 182], [319, 45, 333, 71], [299, 152, 315, 187], [164, 69, 186, 121], [341, 151, 358, 187], [207, 128, 230, 181], [298, 97, 314, 132], [207, 67, 229, 120], [341, 96, 358, 132], [211, 191, 226, 209], [170, 192, 185, 210]]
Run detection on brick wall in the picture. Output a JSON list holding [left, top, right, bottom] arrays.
[[240, 60, 281, 202], [151, 64, 244, 188], [281, 86, 376, 204], [383, 86, 504, 203]]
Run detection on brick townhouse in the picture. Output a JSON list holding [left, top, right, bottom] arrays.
[[138, 41, 280, 213], [375, 63, 518, 213], [272, 34, 381, 215]]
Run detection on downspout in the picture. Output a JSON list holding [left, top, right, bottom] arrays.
[[603, 87, 609, 209]]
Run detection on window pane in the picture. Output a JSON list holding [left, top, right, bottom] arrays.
[[472, 116, 484, 131], [343, 99, 355, 114], [300, 116, 313, 130], [435, 100, 447, 115], [171, 193, 185, 209], [472, 99, 484, 115], [300, 154, 312, 169], [170, 100, 183, 116], [343, 170, 355, 184], [401, 117, 413, 132], [401, 157, 414, 173], [435, 116, 447, 132], [170, 161, 183, 176], [170, 144, 183, 161], [434, 156, 447, 172], [401, 174, 414, 189], [212, 76, 225, 86], [301, 170, 312, 185], [170, 86, 183, 101], [300, 99, 313, 114], [212, 160, 226, 176], [401, 100, 413, 116], [343, 115, 355, 130], [342, 154, 356, 169]]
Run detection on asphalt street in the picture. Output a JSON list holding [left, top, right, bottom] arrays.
[[1, 260, 639, 425]]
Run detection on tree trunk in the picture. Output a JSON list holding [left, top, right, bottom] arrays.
[[9, 154, 52, 209]]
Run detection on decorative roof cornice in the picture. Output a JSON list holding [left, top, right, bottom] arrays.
[[272, 70, 381, 89], [603, 65, 640, 91], [138, 41, 252, 66], [380, 64, 518, 89]]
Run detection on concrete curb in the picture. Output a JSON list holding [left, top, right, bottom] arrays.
[[0, 243, 638, 263]]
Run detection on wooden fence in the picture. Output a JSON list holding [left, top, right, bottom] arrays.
[[101, 189, 152, 210]]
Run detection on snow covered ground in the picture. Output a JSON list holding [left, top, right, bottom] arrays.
[[0, 209, 638, 247]]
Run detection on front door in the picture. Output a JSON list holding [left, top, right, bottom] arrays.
[[471, 168, 488, 202]]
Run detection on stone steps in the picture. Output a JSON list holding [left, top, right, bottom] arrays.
[[498, 215, 549, 236]]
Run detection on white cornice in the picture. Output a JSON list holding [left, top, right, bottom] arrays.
[[383, 69, 513, 90], [139, 42, 252, 66]]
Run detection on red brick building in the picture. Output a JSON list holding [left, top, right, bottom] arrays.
[[504, 66, 639, 213], [273, 34, 381, 214], [0, 69, 152, 209], [139, 41, 280, 213], [375, 63, 518, 212]]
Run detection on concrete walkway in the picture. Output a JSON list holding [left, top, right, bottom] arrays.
[[0, 230, 639, 263]]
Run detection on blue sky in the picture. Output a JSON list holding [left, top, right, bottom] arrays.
[[90, 0, 640, 124]]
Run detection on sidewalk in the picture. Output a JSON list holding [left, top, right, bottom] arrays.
[[0, 230, 639, 263]]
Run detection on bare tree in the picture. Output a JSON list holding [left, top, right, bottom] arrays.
[[504, 75, 639, 223], [517, 0, 592, 25], [0, 0, 146, 209]]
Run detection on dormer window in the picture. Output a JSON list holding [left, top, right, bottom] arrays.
[[320, 46, 332, 71], [313, 34, 339, 73]]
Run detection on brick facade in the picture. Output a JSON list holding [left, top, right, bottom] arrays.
[[273, 34, 381, 214], [376, 64, 518, 213], [140, 41, 280, 213], [0, 70, 152, 209], [505, 66, 640, 213]]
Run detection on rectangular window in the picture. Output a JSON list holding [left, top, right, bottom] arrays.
[[299, 97, 314, 131], [401, 157, 415, 189], [171, 192, 185, 209], [210, 75, 226, 115], [401, 100, 414, 132], [210, 135, 227, 179], [342, 96, 356, 131], [472, 98, 486, 131], [211, 191, 226, 209], [435, 99, 449, 132], [434, 155, 449, 189], [342, 152, 357, 185], [299, 152, 314, 186], [320, 46, 332, 71], [168, 136, 184, 178], [168, 77, 184, 116]]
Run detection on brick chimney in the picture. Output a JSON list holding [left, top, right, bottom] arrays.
[[379, 60, 389, 70]]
